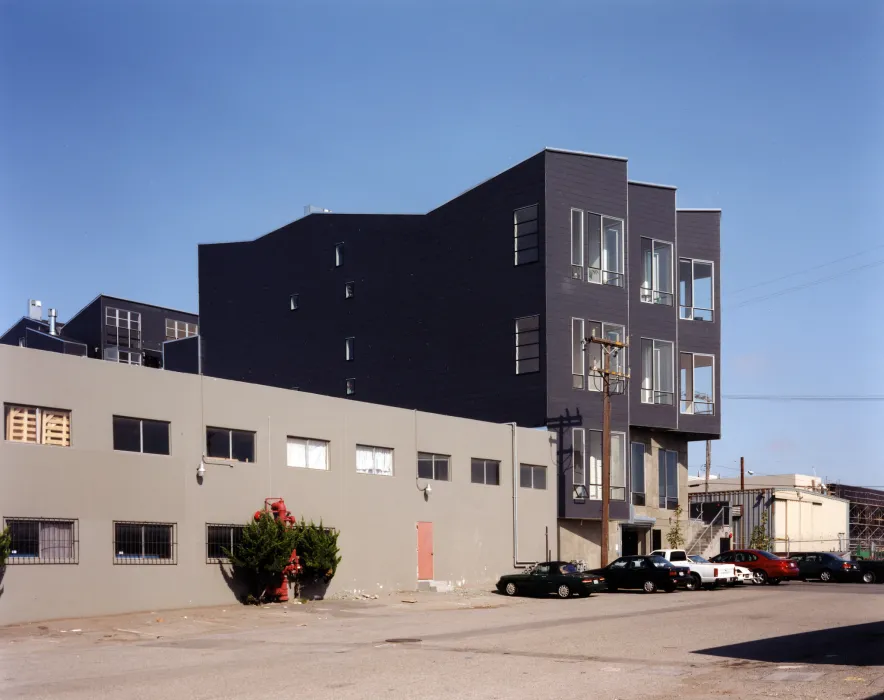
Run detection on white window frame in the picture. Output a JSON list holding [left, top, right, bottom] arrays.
[[679, 258, 715, 321], [571, 318, 585, 389], [572, 428, 585, 488], [570, 208, 584, 280], [640, 338, 675, 405], [640, 237, 674, 305], [513, 204, 540, 266], [586, 214, 625, 287], [680, 352, 715, 415], [165, 319, 198, 341], [356, 444, 393, 476], [105, 307, 142, 358], [586, 321, 627, 393], [586, 430, 626, 500], [286, 436, 330, 470]]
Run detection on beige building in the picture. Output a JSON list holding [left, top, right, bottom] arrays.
[[0, 346, 557, 625]]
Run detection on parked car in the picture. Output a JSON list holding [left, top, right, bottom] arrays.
[[789, 552, 863, 583], [730, 563, 755, 585], [848, 557, 884, 584], [588, 555, 687, 593], [496, 561, 607, 599], [652, 549, 738, 590], [709, 549, 799, 585]]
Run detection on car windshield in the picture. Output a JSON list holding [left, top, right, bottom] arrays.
[[689, 555, 710, 564], [756, 551, 780, 560], [559, 563, 579, 574], [649, 555, 672, 568]]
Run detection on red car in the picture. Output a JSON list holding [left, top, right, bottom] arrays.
[[710, 549, 799, 585]]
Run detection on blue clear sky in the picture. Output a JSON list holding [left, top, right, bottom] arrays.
[[2, 2, 882, 485]]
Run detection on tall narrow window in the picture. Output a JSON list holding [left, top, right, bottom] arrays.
[[679, 259, 714, 321], [345, 378, 355, 396], [631, 442, 646, 506], [105, 307, 142, 365], [586, 430, 625, 500], [658, 450, 678, 509], [515, 315, 540, 374], [335, 243, 344, 267], [641, 339, 674, 405], [640, 238, 673, 305], [572, 428, 585, 488], [345, 282, 355, 299], [514, 205, 539, 265], [345, 337, 354, 361], [290, 294, 299, 311], [570, 209, 584, 280], [587, 216, 625, 287], [571, 318, 584, 389], [680, 353, 715, 415], [588, 429, 602, 500]]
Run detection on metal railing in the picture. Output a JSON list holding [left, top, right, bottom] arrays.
[[687, 508, 725, 555]]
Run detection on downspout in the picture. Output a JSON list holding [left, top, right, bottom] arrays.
[[511, 422, 533, 568]]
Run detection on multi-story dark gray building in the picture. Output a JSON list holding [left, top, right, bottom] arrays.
[[1, 295, 199, 370], [198, 148, 721, 564]]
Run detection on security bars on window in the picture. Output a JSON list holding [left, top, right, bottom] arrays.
[[114, 521, 177, 564], [206, 523, 245, 563], [4, 518, 78, 564], [514, 205, 539, 265], [515, 315, 540, 374]]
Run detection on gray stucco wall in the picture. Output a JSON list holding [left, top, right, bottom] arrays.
[[0, 346, 556, 625]]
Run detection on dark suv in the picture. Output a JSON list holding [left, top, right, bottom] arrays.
[[790, 552, 863, 583]]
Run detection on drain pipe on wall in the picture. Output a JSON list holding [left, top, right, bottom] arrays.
[[510, 422, 534, 568]]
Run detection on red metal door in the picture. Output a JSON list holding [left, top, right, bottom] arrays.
[[417, 522, 434, 580]]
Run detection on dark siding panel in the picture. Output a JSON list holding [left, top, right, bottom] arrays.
[[0, 318, 47, 347], [164, 336, 200, 374], [100, 297, 198, 356], [58, 298, 102, 358], [628, 184, 678, 431], [676, 211, 721, 438]]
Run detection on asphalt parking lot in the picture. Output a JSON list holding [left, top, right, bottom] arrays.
[[1, 581, 882, 700]]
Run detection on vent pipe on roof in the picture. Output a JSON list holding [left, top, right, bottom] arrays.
[[28, 299, 42, 320], [48, 308, 58, 336]]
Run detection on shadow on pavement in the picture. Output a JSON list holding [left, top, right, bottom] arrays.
[[694, 621, 884, 667]]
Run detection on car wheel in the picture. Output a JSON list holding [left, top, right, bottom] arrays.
[[557, 584, 571, 599], [642, 580, 657, 594], [753, 570, 768, 585], [684, 574, 701, 591], [862, 571, 875, 584], [820, 570, 833, 583], [768, 578, 781, 585], [504, 582, 518, 596]]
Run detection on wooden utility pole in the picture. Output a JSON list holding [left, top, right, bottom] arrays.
[[740, 456, 745, 491], [584, 332, 629, 567], [705, 440, 711, 493]]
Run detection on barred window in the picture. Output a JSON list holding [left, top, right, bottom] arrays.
[[114, 521, 177, 564], [4, 518, 78, 564], [4, 404, 71, 447], [206, 524, 245, 562]]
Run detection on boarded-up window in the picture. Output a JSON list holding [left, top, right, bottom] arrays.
[[5, 404, 70, 447]]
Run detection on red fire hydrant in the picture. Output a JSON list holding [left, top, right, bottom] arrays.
[[254, 498, 302, 602]]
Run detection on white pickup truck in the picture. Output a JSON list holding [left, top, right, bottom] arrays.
[[651, 549, 738, 590]]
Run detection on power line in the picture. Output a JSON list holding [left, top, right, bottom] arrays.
[[727, 258, 884, 310], [730, 243, 884, 295], [723, 394, 884, 402]]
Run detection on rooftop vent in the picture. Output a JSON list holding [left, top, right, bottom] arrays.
[[28, 299, 42, 320], [304, 205, 332, 216]]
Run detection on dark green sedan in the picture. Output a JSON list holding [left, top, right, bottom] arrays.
[[496, 561, 607, 599]]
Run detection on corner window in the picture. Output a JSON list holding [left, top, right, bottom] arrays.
[[679, 259, 714, 321], [514, 205, 539, 265], [586, 430, 626, 500], [356, 444, 393, 476], [4, 404, 71, 447], [658, 450, 679, 509], [418, 452, 450, 481], [471, 458, 500, 485], [286, 436, 329, 470], [345, 282, 354, 299], [345, 337, 354, 361], [165, 319, 198, 341], [515, 315, 540, 374], [519, 463, 547, 490], [680, 353, 715, 415], [335, 243, 344, 267], [206, 427, 255, 462], [206, 524, 245, 562], [631, 442, 646, 506], [345, 378, 355, 396], [640, 238, 673, 305], [586, 214, 624, 287], [113, 416, 170, 455], [570, 209, 584, 279], [641, 339, 674, 405], [4, 517, 78, 564], [290, 294, 299, 311], [114, 521, 176, 564]]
